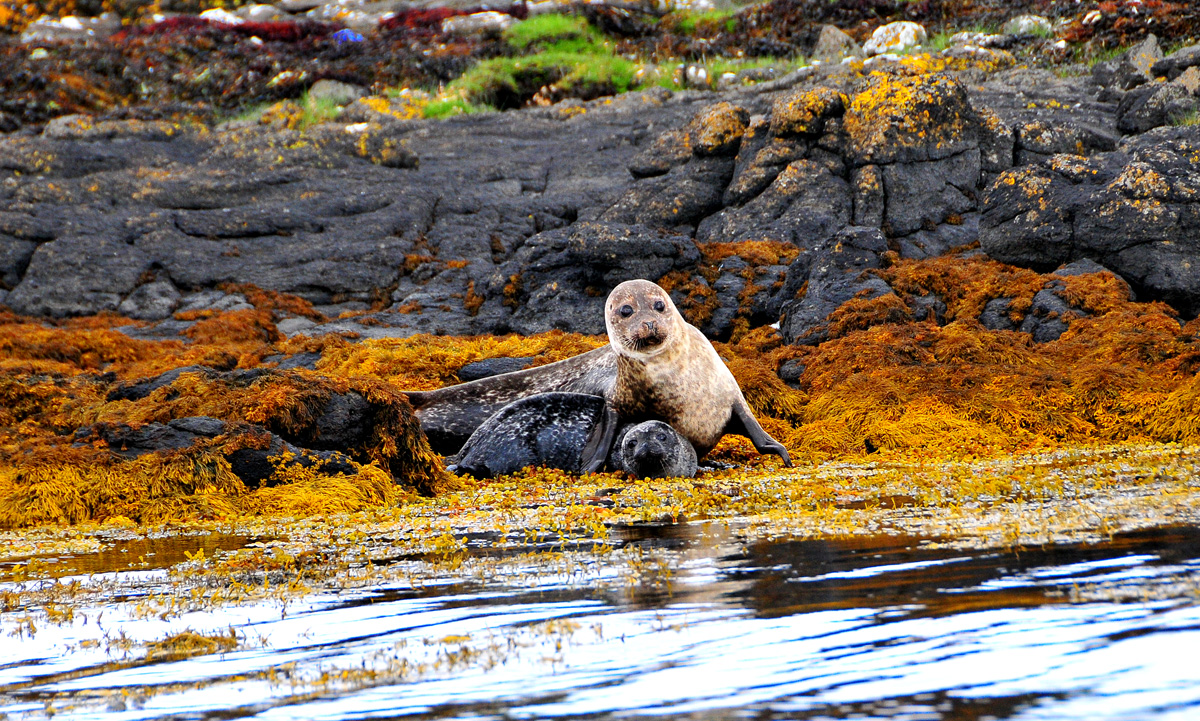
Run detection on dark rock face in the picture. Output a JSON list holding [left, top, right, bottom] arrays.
[[1092, 34, 1162, 91], [981, 126, 1200, 316], [779, 226, 892, 344], [1116, 82, 1197, 135], [457, 357, 533, 382]]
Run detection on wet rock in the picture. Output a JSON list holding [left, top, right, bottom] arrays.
[[862, 21, 927, 56], [457, 357, 533, 381], [496, 221, 699, 335], [880, 150, 980, 237], [107, 366, 220, 402], [811, 25, 863, 63], [1115, 82, 1197, 135], [778, 359, 806, 388], [602, 156, 735, 229], [118, 280, 182, 321], [981, 126, 1200, 316], [779, 226, 893, 345], [1092, 34, 1162, 91], [264, 351, 323, 370], [1151, 44, 1200, 82]]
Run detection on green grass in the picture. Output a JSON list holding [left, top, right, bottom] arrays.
[[299, 93, 342, 128], [1172, 109, 1200, 127], [503, 13, 603, 53]]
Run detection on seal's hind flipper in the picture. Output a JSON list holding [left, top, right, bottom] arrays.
[[725, 402, 792, 467], [581, 404, 620, 474]]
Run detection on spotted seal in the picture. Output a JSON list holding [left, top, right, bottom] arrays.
[[608, 420, 697, 478], [407, 279, 790, 467]]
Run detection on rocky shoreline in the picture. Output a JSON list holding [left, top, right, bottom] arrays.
[[2, 1, 1200, 524]]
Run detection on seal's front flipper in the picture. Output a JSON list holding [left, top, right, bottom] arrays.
[[581, 405, 620, 474], [725, 402, 792, 467]]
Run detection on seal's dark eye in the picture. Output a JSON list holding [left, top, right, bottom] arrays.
[[657, 433, 667, 442], [653, 300, 666, 312], [619, 304, 634, 318]]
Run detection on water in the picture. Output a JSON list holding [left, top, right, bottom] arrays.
[[2, 523, 1199, 720]]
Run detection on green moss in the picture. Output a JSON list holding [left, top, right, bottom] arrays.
[[448, 52, 635, 108], [669, 9, 736, 36], [504, 13, 602, 53], [299, 93, 342, 129]]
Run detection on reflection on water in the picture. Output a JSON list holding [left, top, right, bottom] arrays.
[[3, 523, 1200, 720]]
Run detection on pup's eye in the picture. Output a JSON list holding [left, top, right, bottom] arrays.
[[657, 433, 667, 442], [620, 304, 634, 318], [653, 300, 666, 312]]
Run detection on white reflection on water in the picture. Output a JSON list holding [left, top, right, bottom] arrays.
[[2, 526, 1200, 720]]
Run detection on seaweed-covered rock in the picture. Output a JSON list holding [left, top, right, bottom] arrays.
[[981, 126, 1200, 315]]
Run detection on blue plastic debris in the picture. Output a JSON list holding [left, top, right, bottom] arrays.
[[333, 28, 365, 44]]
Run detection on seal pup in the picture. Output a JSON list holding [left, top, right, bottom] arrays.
[[407, 280, 790, 467], [447, 392, 618, 479], [608, 420, 697, 478]]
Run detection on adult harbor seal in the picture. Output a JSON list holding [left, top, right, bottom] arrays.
[[407, 279, 791, 467]]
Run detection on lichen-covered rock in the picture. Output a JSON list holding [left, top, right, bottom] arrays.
[[118, 280, 183, 321], [1115, 82, 1198, 135], [862, 21, 927, 56], [690, 102, 750, 157], [769, 86, 846, 137], [1150, 44, 1200, 81], [981, 126, 1200, 315], [843, 73, 980, 165], [1092, 34, 1162, 91]]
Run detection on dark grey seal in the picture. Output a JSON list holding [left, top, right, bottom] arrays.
[[608, 420, 698, 478], [446, 392, 619, 479]]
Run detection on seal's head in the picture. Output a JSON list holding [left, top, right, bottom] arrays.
[[617, 420, 697, 479], [605, 280, 682, 358]]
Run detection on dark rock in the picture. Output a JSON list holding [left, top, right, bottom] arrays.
[[982, 127, 1200, 315], [880, 150, 980, 236], [117, 280, 182, 321], [115, 319, 198, 341], [698, 159, 852, 247], [1019, 282, 1085, 343], [602, 156, 735, 229], [778, 359, 806, 387], [1151, 44, 1200, 82], [308, 391, 371, 450], [264, 352, 323, 370], [0, 236, 37, 290], [169, 416, 228, 436], [107, 365, 218, 402], [496, 222, 699, 335], [457, 357, 533, 382], [1092, 34, 1162, 91], [1115, 82, 1197, 135], [896, 213, 980, 259], [910, 293, 947, 323], [6, 236, 153, 317], [980, 297, 1018, 331], [779, 226, 893, 344]]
